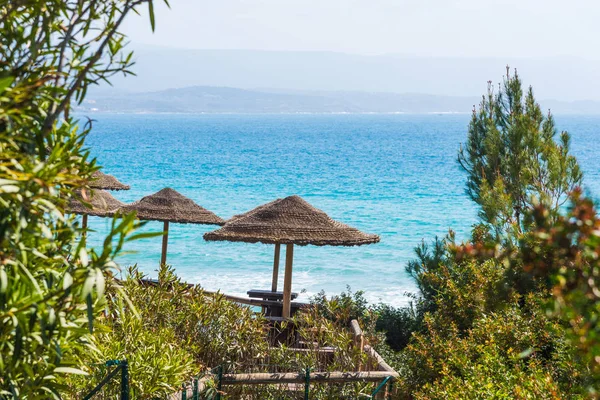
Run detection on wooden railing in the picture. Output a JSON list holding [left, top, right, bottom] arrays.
[[175, 319, 398, 399]]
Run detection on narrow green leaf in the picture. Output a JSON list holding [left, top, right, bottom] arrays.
[[0, 267, 7, 293], [127, 231, 163, 242], [0, 76, 14, 93], [79, 248, 89, 267], [81, 274, 95, 300], [148, 1, 156, 31], [95, 268, 105, 297], [62, 272, 73, 291], [54, 367, 89, 376]]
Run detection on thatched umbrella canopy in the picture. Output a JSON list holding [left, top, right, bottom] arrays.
[[66, 189, 125, 235], [67, 189, 125, 217], [204, 195, 379, 317], [118, 188, 225, 265], [71, 170, 129, 230], [89, 170, 131, 191]]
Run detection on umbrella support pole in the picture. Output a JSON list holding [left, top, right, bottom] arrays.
[[282, 244, 294, 318], [271, 244, 281, 292], [82, 215, 88, 236], [161, 221, 169, 266]]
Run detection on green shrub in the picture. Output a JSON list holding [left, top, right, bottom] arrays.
[[384, 69, 591, 399], [311, 287, 373, 327], [519, 190, 600, 390], [65, 296, 196, 399], [398, 287, 584, 398], [373, 299, 422, 352], [64, 265, 270, 398], [210, 296, 381, 399], [119, 265, 270, 372], [0, 1, 162, 397]]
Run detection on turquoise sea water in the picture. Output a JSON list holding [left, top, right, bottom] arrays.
[[83, 114, 600, 306]]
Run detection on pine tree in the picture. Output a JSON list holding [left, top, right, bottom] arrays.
[[458, 67, 582, 240]]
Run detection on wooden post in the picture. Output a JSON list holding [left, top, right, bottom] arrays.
[[271, 243, 281, 292], [358, 334, 365, 372], [282, 244, 294, 318], [161, 221, 169, 265], [81, 188, 89, 237]]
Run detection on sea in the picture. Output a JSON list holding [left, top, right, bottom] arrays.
[[82, 113, 600, 307]]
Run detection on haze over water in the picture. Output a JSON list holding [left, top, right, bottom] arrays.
[[84, 113, 600, 306]]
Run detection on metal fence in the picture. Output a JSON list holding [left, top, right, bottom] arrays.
[[82, 359, 129, 400]]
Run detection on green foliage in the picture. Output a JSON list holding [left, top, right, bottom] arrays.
[[65, 298, 198, 399], [65, 298, 195, 399], [411, 318, 578, 400], [390, 70, 590, 398], [397, 256, 585, 398], [310, 286, 425, 353], [64, 265, 269, 398], [96, 312, 194, 399], [405, 236, 450, 307], [458, 67, 582, 240], [63, 266, 386, 399], [213, 299, 381, 399], [372, 300, 422, 352], [417, 257, 508, 332], [0, 0, 162, 397], [310, 287, 374, 327], [119, 265, 269, 372], [521, 190, 600, 389]]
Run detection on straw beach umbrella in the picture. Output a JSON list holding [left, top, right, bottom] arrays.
[[204, 195, 380, 318], [66, 189, 125, 236], [89, 170, 131, 191], [118, 188, 225, 265], [67, 189, 125, 217], [74, 170, 130, 229]]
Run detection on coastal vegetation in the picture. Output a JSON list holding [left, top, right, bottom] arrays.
[[359, 70, 595, 398], [61, 266, 387, 398], [0, 0, 162, 396], [306, 70, 597, 399], [2, 1, 599, 399]]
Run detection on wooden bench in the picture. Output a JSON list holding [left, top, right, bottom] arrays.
[[247, 289, 298, 301]]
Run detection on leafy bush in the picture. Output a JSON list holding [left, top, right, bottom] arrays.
[[310, 287, 373, 327], [65, 297, 196, 399], [386, 70, 590, 398], [372, 300, 423, 352], [120, 266, 270, 371], [74, 266, 389, 399], [211, 295, 382, 399], [520, 190, 600, 390], [65, 265, 271, 397], [397, 259, 585, 398], [0, 0, 157, 396], [405, 236, 451, 308]]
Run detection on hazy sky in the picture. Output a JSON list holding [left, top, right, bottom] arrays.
[[122, 0, 600, 58]]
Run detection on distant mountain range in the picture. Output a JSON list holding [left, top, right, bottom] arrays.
[[81, 86, 600, 114], [95, 46, 600, 103], [80, 46, 600, 113]]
